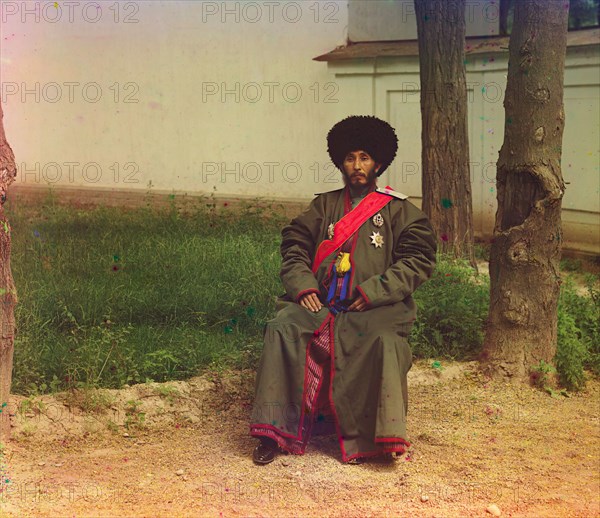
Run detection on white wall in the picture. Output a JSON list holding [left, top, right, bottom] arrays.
[[1, 0, 351, 199]]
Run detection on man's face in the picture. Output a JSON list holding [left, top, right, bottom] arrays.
[[341, 149, 381, 189]]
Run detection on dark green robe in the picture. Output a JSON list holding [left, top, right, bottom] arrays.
[[250, 185, 437, 461]]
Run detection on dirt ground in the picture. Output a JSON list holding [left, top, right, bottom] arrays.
[[0, 360, 598, 518]]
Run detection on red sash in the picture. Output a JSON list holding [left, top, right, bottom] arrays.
[[311, 187, 393, 273]]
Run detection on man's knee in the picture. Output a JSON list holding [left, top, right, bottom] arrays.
[[265, 318, 302, 344]]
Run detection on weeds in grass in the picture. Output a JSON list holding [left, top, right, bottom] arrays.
[[152, 384, 181, 404], [410, 255, 489, 360], [59, 386, 115, 414], [124, 399, 146, 430]]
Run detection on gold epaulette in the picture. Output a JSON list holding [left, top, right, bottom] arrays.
[[376, 187, 409, 200]]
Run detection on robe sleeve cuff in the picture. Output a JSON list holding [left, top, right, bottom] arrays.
[[355, 285, 372, 306], [295, 288, 320, 303]]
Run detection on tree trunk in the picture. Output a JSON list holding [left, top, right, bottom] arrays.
[[0, 101, 18, 442], [481, 0, 569, 381], [414, 0, 477, 271]]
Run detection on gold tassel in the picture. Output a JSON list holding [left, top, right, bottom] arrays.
[[335, 252, 351, 276]]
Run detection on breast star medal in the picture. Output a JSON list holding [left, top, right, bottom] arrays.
[[328, 223, 335, 240], [372, 212, 384, 227], [370, 231, 384, 248]]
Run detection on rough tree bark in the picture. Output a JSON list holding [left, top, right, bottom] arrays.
[[414, 0, 477, 270], [481, 0, 569, 381], [0, 102, 17, 442]]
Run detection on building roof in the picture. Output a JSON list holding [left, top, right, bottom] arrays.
[[313, 28, 600, 62]]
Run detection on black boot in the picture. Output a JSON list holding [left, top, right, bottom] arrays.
[[252, 437, 278, 465]]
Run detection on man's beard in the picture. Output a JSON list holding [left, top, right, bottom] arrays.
[[342, 170, 378, 194]]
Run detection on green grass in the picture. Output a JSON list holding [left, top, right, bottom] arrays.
[[6, 190, 286, 394], [410, 257, 490, 360], [4, 189, 599, 395], [557, 273, 600, 383]]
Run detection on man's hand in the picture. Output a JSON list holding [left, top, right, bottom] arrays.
[[347, 295, 369, 312], [299, 292, 323, 312]]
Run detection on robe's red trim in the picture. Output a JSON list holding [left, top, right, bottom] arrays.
[[345, 440, 411, 462], [250, 423, 300, 442], [312, 188, 393, 274], [249, 425, 304, 454]]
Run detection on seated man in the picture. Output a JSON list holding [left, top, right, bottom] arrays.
[[250, 115, 437, 465]]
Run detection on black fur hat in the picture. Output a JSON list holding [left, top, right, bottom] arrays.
[[327, 115, 398, 177]]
